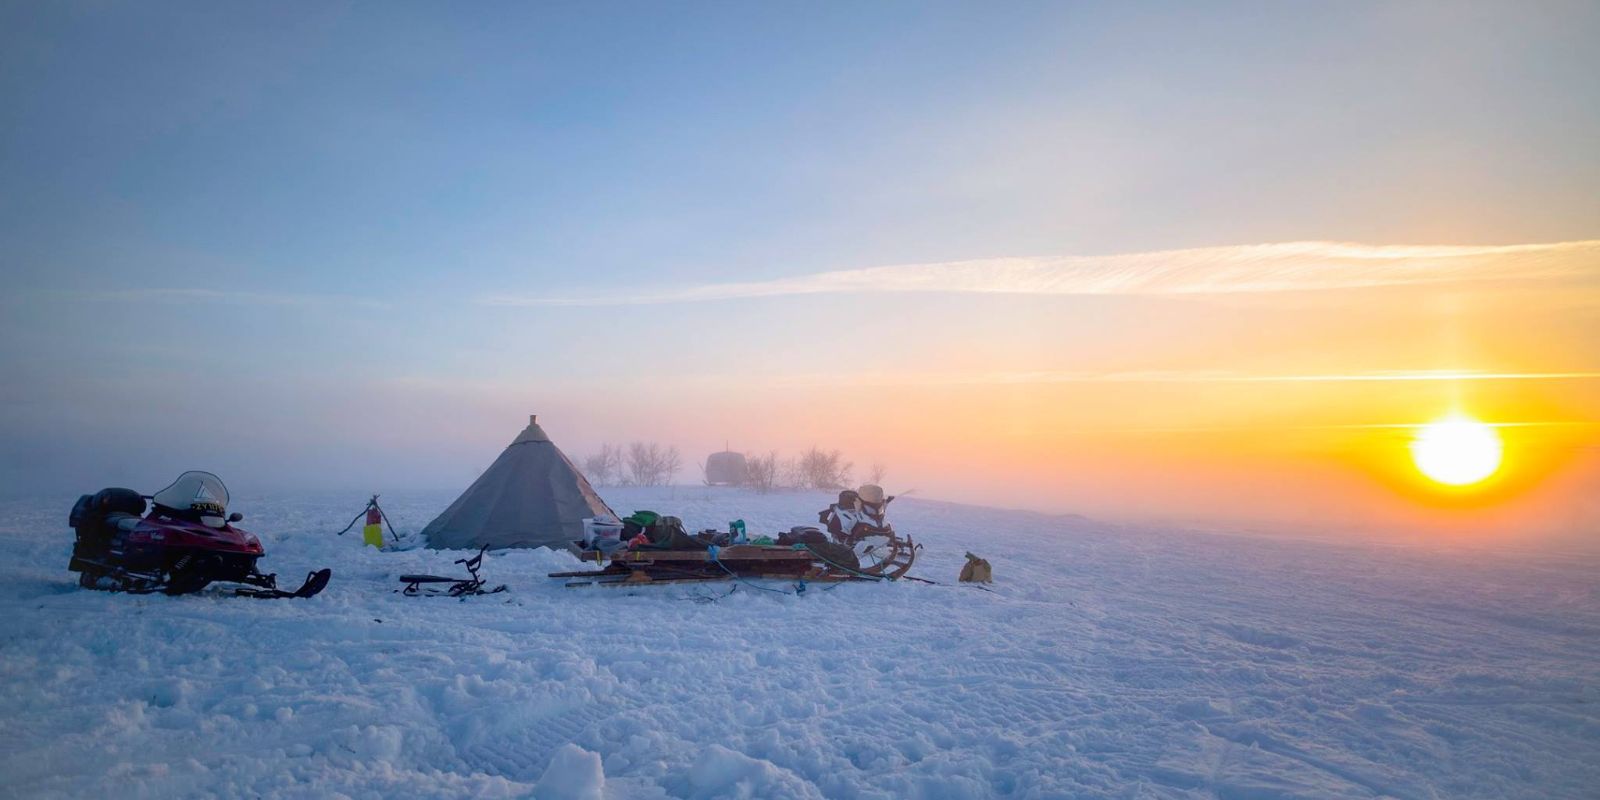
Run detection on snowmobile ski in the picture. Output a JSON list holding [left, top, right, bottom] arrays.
[[236, 568, 333, 599]]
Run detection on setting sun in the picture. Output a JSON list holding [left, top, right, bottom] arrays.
[[1411, 414, 1504, 486]]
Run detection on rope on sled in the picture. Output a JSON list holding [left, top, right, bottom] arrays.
[[708, 544, 800, 596], [679, 584, 739, 604], [797, 544, 890, 583]]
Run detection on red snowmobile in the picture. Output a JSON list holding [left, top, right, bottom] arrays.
[[68, 471, 331, 598]]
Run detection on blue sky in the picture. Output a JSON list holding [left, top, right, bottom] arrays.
[[6, 2, 1595, 295], [2, 2, 1596, 532]]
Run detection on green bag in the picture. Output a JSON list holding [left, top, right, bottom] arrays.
[[622, 510, 659, 539]]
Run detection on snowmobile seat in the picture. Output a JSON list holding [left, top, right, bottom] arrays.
[[69, 494, 93, 529], [71, 488, 146, 529], [94, 488, 147, 517], [71, 488, 148, 565]]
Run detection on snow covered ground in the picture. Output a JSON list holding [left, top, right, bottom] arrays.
[[0, 486, 1596, 799]]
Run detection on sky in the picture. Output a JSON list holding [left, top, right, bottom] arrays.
[[1, 1, 1597, 542]]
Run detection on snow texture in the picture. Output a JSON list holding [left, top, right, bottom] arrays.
[[536, 744, 604, 800], [0, 486, 1596, 798]]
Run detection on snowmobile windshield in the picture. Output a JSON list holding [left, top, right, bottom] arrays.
[[151, 471, 231, 520]]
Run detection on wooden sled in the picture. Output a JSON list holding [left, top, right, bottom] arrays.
[[551, 536, 919, 588]]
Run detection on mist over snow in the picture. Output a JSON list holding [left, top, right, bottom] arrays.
[[2, 487, 1596, 798], [2, 2, 1598, 797]]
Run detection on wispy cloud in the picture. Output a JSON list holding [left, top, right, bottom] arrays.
[[82, 288, 389, 309], [1048, 420, 1600, 437], [750, 368, 1600, 389], [483, 240, 1600, 307]]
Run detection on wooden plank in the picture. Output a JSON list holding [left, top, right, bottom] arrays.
[[566, 573, 870, 588], [570, 576, 732, 587], [580, 546, 815, 563]]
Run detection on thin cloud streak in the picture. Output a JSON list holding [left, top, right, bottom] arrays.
[[1226, 371, 1600, 383], [746, 368, 1600, 389], [82, 288, 389, 309], [483, 240, 1600, 307], [1054, 420, 1600, 437]]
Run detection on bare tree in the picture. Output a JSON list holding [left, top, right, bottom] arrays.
[[625, 442, 655, 486], [606, 444, 624, 486], [745, 451, 779, 494], [867, 462, 888, 485], [582, 443, 623, 486], [798, 446, 853, 490], [581, 453, 609, 485], [662, 445, 682, 486], [625, 442, 682, 487], [778, 454, 805, 490]]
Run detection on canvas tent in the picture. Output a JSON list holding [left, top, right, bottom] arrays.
[[422, 415, 615, 552]]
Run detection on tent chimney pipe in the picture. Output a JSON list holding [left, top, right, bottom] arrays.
[[530, 414, 537, 425]]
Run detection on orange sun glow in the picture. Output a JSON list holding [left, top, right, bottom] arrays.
[[1410, 413, 1503, 486]]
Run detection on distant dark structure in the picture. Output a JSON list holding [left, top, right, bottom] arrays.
[[704, 450, 749, 486]]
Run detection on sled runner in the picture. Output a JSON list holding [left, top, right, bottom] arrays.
[[68, 472, 332, 599], [551, 544, 873, 586], [398, 546, 507, 596]]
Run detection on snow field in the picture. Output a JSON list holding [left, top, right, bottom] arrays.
[[0, 486, 1596, 798]]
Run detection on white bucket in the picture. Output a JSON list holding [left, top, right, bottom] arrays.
[[582, 514, 624, 548]]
